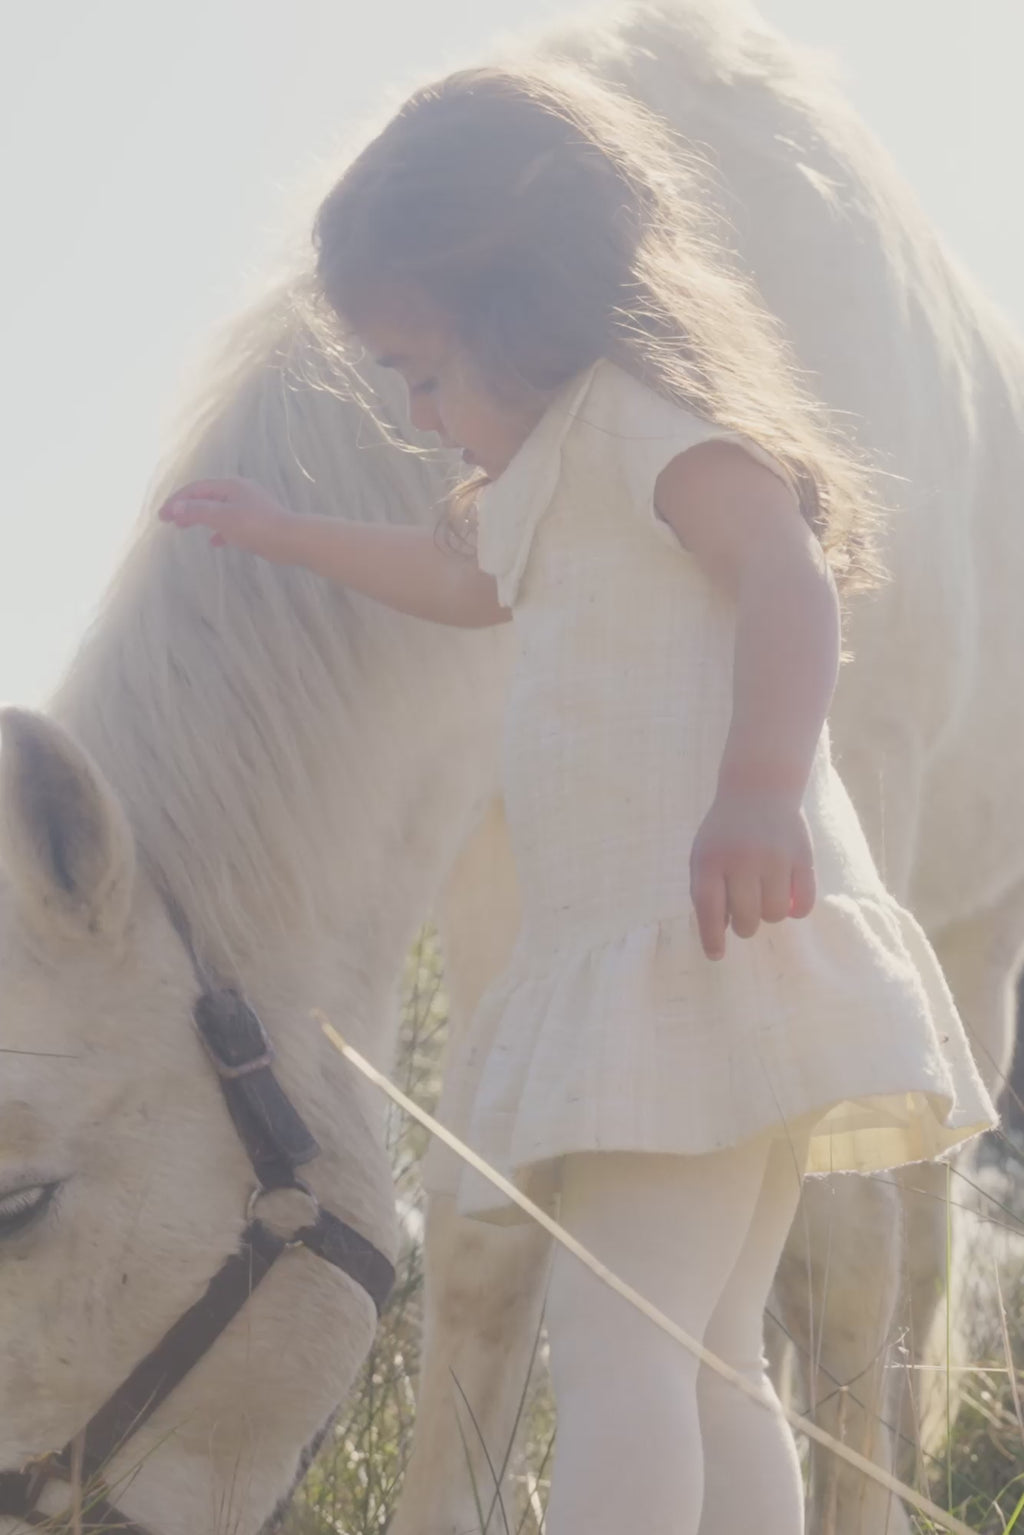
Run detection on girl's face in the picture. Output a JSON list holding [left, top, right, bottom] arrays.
[[355, 301, 545, 478]]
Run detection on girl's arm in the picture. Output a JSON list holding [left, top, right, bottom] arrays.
[[655, 441, 841, 958], [159, 478, 510, 629]]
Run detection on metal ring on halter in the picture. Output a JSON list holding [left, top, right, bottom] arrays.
[[246, 1179, 321, 1248]]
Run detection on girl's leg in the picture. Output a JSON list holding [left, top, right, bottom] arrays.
[[697, 1135, 808, 1535], [543, 1138, 796, 1535]]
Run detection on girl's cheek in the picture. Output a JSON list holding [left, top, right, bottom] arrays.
[[439, 404, 468, 451], [409, 394, 442, 436]]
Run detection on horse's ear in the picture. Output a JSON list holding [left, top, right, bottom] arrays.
[[0, 708, 136, 941]]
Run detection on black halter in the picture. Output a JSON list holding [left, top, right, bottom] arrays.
[[0, 893, 395, 1533]]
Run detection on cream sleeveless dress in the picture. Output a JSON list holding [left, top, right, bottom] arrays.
[[426, 359, 996, 1223]]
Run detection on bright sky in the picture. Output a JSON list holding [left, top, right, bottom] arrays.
[[3, 0, 1022, 707]]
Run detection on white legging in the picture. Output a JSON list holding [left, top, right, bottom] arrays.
[[544, 1133, 808, 1535]]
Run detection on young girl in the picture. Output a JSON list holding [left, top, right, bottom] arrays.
[[161, 65, 996, 1535]]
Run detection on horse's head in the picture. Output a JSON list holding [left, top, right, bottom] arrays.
[[0, 708, 228, 1479], [0, 708, 387, 1534]]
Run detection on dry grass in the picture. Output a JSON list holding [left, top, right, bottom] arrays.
[[283, 932, 1024, 1535], [909, 1124, 1024, 1534]]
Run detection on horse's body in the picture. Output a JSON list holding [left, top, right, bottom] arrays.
[[1, 3, 1021, 1534]]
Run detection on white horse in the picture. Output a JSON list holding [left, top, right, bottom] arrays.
[[1, 3, 1020, 1533]]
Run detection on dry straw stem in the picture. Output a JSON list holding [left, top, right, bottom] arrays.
[[316, 1012, 982, 1535], [991, 1259, 1024, 1446]]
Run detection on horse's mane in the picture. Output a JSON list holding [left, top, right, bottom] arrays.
[[51, 277, 457, 969]]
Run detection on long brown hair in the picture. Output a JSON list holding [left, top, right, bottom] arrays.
[[312, 63, 881, 589]]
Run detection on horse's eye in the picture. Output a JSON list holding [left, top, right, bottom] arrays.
[[0, 1182, 60, 1238]]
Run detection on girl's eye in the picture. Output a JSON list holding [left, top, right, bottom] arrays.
[[410, 379, 438, 397]]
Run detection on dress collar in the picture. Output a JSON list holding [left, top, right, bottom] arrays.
[[476, 362, 600, 607]]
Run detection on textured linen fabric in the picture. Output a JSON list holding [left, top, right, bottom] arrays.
[[427, 359, 997, 1223]]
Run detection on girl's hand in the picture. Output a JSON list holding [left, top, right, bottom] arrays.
[[158, 478, 296, 562], [690, 793, 816, 960]]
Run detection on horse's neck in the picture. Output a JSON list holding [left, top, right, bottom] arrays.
[[574, 2, 1024, 467], [51, 514, 505, 1058]]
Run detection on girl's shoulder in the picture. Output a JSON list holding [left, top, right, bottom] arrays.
[[573, 361, 795, 516], [571, 360, 728, 469], [476, 359, 791, 604]]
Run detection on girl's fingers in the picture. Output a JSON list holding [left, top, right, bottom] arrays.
[[158, 481, 239, 521], [160, 499, 237, 525], [790, 862, 817, 918], [761, 858, 792, 924], [171, 479, 236, 501], [692, 869, 728, 960], [726, 868, 762, 939]]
